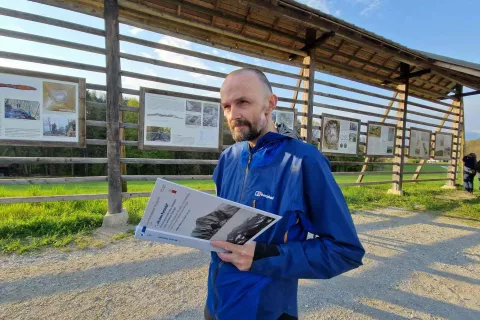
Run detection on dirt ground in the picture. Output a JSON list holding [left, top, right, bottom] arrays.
[[1, 208, 479, 320]]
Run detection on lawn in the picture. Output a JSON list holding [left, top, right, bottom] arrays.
[[0, 164, 451, 197], [1, 164, 477, 254]]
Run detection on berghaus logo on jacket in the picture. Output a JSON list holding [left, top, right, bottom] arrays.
[[255, 191, 274, 200]]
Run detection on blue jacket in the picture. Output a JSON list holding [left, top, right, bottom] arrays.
[[206, 131, 365, 320]]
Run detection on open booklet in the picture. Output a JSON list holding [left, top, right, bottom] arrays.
[[134, 178, 281, 252]]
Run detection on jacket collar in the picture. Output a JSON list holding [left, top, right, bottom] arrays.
[[249, 123, 299, 154], [250, 131, 290, 154]]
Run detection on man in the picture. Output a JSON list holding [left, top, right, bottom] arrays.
[[462, 153, 477, 193], [206, 68, 365, 320]]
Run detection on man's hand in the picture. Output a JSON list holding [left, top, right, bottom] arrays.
[[211, 241, 256, 271]]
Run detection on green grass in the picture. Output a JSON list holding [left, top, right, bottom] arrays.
[[1, 167, 478, 254], [0, 180, 215, 197]]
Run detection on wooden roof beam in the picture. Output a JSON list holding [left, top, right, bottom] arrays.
[[241, 7, 252, 34], [240, 0, 473, 88], [211, 0, 221, 25], [160, 0, 303, 44], [30, 0, 104, 17], [314, 56, 447, 99], [382, 68, 431, 85], [359, 51, 376, 69], [289, 30, 335, 60], [314, 45, 449, 92], [118, 9, 306, 67], [239, 0, 427, 62], [118, 0, 307, 57], [438, 89, 480, 100], [267, 17, 281, 41]]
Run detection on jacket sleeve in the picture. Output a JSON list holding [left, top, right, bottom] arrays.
[[213, 152, 225, 196], [249, 152, 365, 279]]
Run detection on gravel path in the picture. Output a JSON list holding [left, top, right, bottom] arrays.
[[1, 208, 479, 320]]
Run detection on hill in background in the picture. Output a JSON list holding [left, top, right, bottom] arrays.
[[466, 132, 480, 141], [466, 139, 480, 156]]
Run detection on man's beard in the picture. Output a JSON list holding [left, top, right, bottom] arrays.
[[229, 119, 263, 142]]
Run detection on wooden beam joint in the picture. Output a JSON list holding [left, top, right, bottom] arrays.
[[289, 30, 335, 61], [438, 89, 480, 101], [383, 68, 430, 85]]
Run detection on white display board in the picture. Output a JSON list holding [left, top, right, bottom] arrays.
[[434, 132, 454, 160], [139, 88, 222, 151], [320, 114, 360, 155], [0, 68, 85, 147], [408, 127, 432, 159], [366, 122, 397, 157], [271, 106, 296, 130]]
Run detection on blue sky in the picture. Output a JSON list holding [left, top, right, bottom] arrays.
[[0, 0, 479, 139]]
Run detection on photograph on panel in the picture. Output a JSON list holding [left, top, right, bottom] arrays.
[[43, 115, 76, 137], [368, 125, 381, 138], [324, 119, 340, 150], [349, 133, 357, 142], [43, 81, 76, 113], [388, 127, 395, 141], [277, 112, 294, 130], [349, 121, 358, 131], [203, 103, 219, 127], [4, 98, 40, 120], [185, 100, 202, 113], [185, 114, 202, 126], [146, 126, 171, 142]]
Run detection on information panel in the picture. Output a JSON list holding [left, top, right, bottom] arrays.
[[320, 113, 360, 155], [366, 122, 397, 157], [434, 132, 453, 160], [271, 106, 296, 130], [139, 88, 222, 151], [408, 127, 432, 159], [0, 68, 85, 147]]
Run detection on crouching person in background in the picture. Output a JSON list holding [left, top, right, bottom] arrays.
[[462, 153, 477, 193]]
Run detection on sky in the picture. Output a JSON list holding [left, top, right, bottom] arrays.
[[0, 0, 479, 140]]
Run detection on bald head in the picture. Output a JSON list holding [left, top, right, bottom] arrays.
[[224, 68, 272, 96]]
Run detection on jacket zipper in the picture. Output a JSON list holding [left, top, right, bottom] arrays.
[[213, 260, 223, 320], [213, 152, 252, 319], [240, 153, 252, 202]]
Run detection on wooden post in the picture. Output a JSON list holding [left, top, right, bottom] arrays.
[[119, 83, 128, 192], [71, 148, 74, 177], [460, 95, 466, 184], [301, 28, 316, 143], [444, 85, 463, 188], [290, 68, 304, 109], [103, 0, 124, 220], [356, 91, 398, 183], [388, 63, 409, 195]]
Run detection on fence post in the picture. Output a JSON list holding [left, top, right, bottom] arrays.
[[460, 93, 466, 184], [444, 85, 463, 188], [388, 63, 410, 196], [301, 28, 316, 144], [103, 0, 128, 226]]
